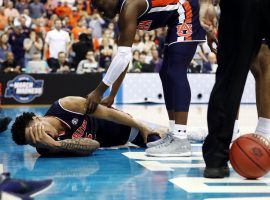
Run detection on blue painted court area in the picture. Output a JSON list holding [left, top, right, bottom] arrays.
[[1, 107, 270, 200]]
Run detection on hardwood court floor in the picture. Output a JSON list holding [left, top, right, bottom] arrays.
[[0, 104, 269, 200]]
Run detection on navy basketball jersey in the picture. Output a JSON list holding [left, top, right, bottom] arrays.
[[44, 100, 132, 147], [45, 100, 97, 141], [118, 0, 205, 44]]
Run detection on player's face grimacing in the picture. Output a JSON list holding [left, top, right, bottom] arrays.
[[25, 116, 58, 146], [91, 0, 117, 19]]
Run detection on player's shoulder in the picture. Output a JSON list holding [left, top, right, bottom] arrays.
[[59, 96, 86, 114], [121, 0, 148, 13]]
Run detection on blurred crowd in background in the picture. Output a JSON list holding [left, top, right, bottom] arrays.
[[0, 0, 217, 75]]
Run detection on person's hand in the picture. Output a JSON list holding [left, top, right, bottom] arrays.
[[140, 127, 164, 143], [100, 95, 114, 107], [86, 90, 102, 113], [206, 32, 218, 54], [199, 2, 218, 34], [27, 123, 58, 148]]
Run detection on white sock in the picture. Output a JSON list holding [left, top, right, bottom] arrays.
[[173, 124, 187, 139], [233, 120, 240, 134], [255, 117, 270, 140], [169, 120, 175, 132]]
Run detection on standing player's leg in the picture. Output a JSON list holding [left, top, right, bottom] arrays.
[[159, 46, 175, 132], [168, 43, 198, 138], [203, 0, 263, 178], [146, 42, 198, 157], [250, 43, 270, 140]]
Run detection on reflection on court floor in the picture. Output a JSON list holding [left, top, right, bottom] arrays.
[[0, 105, 269, 200]]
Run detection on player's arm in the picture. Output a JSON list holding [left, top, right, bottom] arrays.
[[86, 0, 147, 113], [101, 67, 128, 107], [92, 7, 138, 93], [26, 125, 100, 156], [36, 138, 100, 157], [61, 96, 151, 135]]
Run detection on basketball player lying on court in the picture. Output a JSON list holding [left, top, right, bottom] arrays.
[[11, 96, 162, 156]]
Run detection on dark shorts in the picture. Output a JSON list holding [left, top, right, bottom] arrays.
[[165, 0, 205, 45], [94, 118, 145, 147]]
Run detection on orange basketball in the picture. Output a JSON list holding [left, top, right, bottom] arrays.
[[229, 133, 270, 179]]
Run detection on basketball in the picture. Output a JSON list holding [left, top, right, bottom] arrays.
[[230, 133, 270, 179]]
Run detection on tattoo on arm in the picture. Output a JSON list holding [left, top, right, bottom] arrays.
[[36, 138, 100, 156], [58, 138, 100, 155]]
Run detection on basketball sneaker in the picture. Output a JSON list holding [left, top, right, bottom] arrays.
[[146, 132, 173, 148], [1, 191, 33, 200], [0, 117, 12, 133], [145, 136, 191, 157], [0, 173, 52, 197], [187, 127, 208, 143]]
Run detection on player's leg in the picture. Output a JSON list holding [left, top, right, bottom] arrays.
[[159, 46, 175, 132], [250, 43, 270, 140], [146, 42, 198, 157], [169, 42, 197, 137], [203, 0, 263, 177], [94, 117, 160, 147]]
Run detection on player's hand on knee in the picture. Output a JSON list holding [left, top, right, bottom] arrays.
[[86, 90, 102, 114], [101, 95, 114, 107]]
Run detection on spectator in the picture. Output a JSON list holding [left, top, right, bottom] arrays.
[[188, 59, 201, 73], [44, 18, 70, 65], [53, 51, 71, 73], [139, 52, 155, 72], [8, 25, 28, 68], [150, 49, 163, 73], [107, 22, 117, 39], [33, 17, 49, 38], [71, 33, 93, 69], [1, 52, 21, 73], [4, 1, 19, 18], [202, 52, 218, 73], [143, 33, 155, 55], [59, 0, 75, 8], [26, 52, 50, 73], [15, 0, 28, 14], [62, 16, 73, 32], [154, 28, 166, 58], [102, 28, 115, 46], [76, 51, 100, 74], [29, 0, 45, 19], [14, 13, 32, 28], [0, 7, 8, 31], [54, 1, 72, 20], [88, 12, 105, 39], [0, 32, 11, 65], [194, 42, 211, 67], [47, 14, 58, 29], [130, 50, 141, 72], [23, 30, 43, 66], [45, 0, 58, 10], [68, 7, 80, 28], [71, 17, 89, 41], [99, 37, 113, 69], [132, 33, 144, 52]]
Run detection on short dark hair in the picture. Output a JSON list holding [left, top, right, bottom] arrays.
[[11, 112, 35, 145]]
